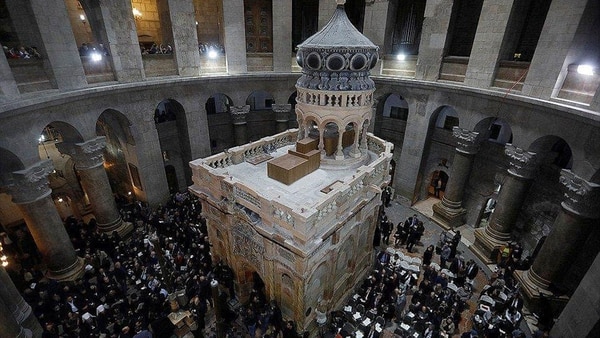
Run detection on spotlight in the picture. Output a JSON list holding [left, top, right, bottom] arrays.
[[396, 53, 406, 61], [576, 64, 594, 75], [208, 48, 218, 59], [91, 52, 102, 62]]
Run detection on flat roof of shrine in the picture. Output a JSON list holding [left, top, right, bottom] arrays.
[[219, 144, 376, 208]]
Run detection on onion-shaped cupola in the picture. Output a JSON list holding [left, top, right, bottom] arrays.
[[295, 0, 379, 91], [294, 0, 379, 165]]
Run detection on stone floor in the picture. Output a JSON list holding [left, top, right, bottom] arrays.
[[200, 195, 534, 338]]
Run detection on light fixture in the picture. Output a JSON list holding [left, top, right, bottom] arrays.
[[0, 239, 8, 267], [576, 64, 594, 76], [38, 135, 45, 143], [80, 14, 86, 25], [396, 53, 406, 61], [132, 7, 142, 19], [195, 21, 198, 26], [58, 197, 64, 203], [91, 52, 102, 62], [207, 48, 218, 59]]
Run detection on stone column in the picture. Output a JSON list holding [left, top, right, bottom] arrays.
[[222, 0, 247, 74], [230, 105, 250, 146], [0, 268, 42, 336], [0, 44, 19, 100], [414, 0, 454, 81], [29, 0, 88, 90], [0, 296, 30, 338], [472, 144, 538, 263], [515, 170, 600, 300], [81, 0, 146, 82], [432, 127, 482, 229], [363, 0, 391, 75], [521, 0, 587, 99], [57, 137, 132, 237], [273, 104, 292, 133], [163, 0, 201, 76], [2, 161, 84, 281], [463, 0, 514, 88], [272, 0, 292, 72]]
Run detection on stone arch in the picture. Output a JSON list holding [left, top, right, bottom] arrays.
[[246, 90, 275, 111], [381, 93, 409, 119], [206, 93, 234, 115], [433, 106, 460, 130], [306, 261, 329, 307], [97, 109, 137, 198], [513, 135, 574, 251], [154, 99, 192, 190], [410, 105, 461, 203], [474, 117, 513, 145]]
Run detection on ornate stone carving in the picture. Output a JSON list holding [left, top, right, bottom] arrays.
[[232, 222, 265, 272], [504, 143, 538, 179], [57, 137, 106, 170], [3, 160, 53, 203], [230, 105, 250, 125], [559, 170, 600, 219], [452, 127, 481, 154], [273, 104, 292, 122]]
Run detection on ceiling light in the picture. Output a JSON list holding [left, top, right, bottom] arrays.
[[577, 64, 594, 75], [396, 53, 406, 61]]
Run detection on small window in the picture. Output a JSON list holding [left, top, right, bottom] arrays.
[[489, 124, 501, 140], [390, 106, 409, 120], [443, 116, 459, 130]]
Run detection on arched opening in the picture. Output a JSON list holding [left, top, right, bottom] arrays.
[[246, 90, 276, 141], [97, 109, 137, 199], [428, 170, 449, 199], [373, 93, 409, 148], [154, 99, 192, 191], [206, 93, 235, 154], [413, 105, 460, 204], [164, 165, 178, 194], [246, 90, 275, 111]]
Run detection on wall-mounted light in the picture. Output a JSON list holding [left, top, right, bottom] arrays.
[[576, 64, 594, 76], [91, 52, 102, 62], [208, 48, 218, 59], [80, 14, 86, 25], [195, 21, 199, 26], [132, 7, 142, 20], [396, 53, 406, 61]]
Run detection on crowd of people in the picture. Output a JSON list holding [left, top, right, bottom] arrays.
[[140, 43, 174, 55], [2, 192, 280, 337], [0, 187, 555, 337], [2, 44, 42, 59]]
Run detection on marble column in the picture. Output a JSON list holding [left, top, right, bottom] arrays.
[[222, 0, 247, 74], [3, 160, 84, 281], [515, 170, 600, 300], [472, 144, 538, 263], [230, 105, 250, 146], [432, 127, 483, 229], [57, 137, 132, 237], [29, 0, 88, 90], [272, 0, 292, 72], [414, 0, 454, 81], [80, 0, 145, 82], [0, 44, 20, 100], [0, 296, 31, 338], [273, 104, 292, 133], [0, 268, 42, 336], [162, 0, 201, 76]]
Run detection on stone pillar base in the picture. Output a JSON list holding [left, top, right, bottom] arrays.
[[98, 219, 133, 238], [432, 201, 465, 230], [470, 227, 506, 264], [46, 257, 85, 281], [513, 270, 569, 313]]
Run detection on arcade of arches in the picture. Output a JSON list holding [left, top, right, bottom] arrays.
[[0, 0, 599, 337]]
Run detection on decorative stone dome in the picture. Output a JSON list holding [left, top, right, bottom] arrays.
[[295, 0, 379, 91]]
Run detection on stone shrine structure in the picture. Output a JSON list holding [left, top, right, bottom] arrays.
[[189, 1, 393, 332]]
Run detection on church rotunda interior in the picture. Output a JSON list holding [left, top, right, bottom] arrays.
[[0, 0, 599, 337]]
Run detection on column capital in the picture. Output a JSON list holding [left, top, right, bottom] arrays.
[[56, 137, 106, 170], [505, 143, 538, 179], [559, 170, 600, 219], [273, 103, 292, 122], [452, 127, 482, 154], [2, 160, 53, 204], [230, 105, 250, 125]]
